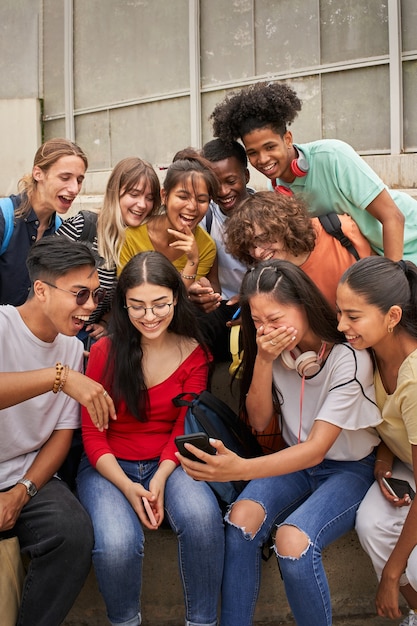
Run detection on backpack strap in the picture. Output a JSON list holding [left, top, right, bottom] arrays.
[[205, 205, 213, 235], [79, 210, 98, 242], [0, 198, 15, 256], [0, 199, 62, 257], [318, 213, 360, 261]]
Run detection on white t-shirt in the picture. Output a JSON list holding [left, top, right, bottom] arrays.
[[273, 343, 382, 461], [0, 305, 84, 489], [201, 202, 247, 300]]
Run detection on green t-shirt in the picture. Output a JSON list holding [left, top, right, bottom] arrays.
[[272, 139, 417, 261]]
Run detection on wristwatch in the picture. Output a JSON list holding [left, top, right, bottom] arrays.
[[16, 478, 38, 497]]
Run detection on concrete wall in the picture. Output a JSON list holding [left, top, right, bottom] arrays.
[[0, 99, 41, 196]]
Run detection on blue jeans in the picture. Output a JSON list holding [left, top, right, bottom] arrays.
[[220, 454, 375, 626], [1, 478, 94, 626], [77, 455, 224, 626]]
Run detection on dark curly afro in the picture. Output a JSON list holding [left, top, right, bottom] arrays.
[[210, 81, 302, 144]]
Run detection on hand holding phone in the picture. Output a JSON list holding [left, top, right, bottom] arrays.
[[142, 496, 157, 526], [382, 477, 415, 501], [175, 432, 216, 463]]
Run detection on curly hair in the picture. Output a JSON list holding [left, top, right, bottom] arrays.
[[224, 191, 316, 265], [210, 82, 302, 144]]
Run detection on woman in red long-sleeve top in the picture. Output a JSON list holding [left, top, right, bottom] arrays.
[[77, 250, 224, 626]]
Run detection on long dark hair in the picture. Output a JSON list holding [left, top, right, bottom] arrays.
[[105, 250, 209, 420], [238, 259, 345, 413], [339, 256, 417, 338]]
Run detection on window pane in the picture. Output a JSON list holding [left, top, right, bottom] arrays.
[[75, 112, 111, 171], [74, 0, 189, 110], [255, 0, 319, 73], [402, 0, 417, 52], [322, 66, 390, 151], [201, 0, 254, 85], [403, 61, 417, 151], [321, 1, 388, 64], [43, 0, 65, 116], [44, 119, 66, 141], [109, 99, 190, 167]]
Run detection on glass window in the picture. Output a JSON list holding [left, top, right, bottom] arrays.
[[75, 111, 111, 171], [255, 0, 320, 74], [74, 0, 189, 110], [402, 0, 417, 52], [43, 0, 65, 116], [320, 1, 388, 64], [403, 61, 417, 151], [109, 98, 191, 168], [201, 0, 254, 85], [322, 66, 390, 152]]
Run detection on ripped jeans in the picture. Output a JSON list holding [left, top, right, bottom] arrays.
[[221, 454, 375, 626]]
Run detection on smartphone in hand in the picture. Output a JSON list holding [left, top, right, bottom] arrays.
[[382, 477, 415, 500], [175, 432, 216, 463], [142, 496, 157, 526]]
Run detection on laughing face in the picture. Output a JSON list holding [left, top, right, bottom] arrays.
[[336, 283, 392, 351], [249, 224, 303, 265], [119, 178, 156, 228], [209, 156, 249, 215], [125, 282, 176, 342], [38, 265, 100, 340], [33, 155, 86, 215], [243, 127, 295, 184], [162, 174, 210, 233]]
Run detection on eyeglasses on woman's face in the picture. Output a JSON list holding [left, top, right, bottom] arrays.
[[125, 302, 173, 320], [43, 281, 106, 305]]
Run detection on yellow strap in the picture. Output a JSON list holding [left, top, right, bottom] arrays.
[[229, 324, 243, 377]]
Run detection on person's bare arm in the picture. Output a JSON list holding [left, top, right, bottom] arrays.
[[0, 429, 73, 531], [366, 189, 405, 261], [0, 369, 116, 430]]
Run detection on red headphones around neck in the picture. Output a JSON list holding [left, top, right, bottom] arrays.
[[273, 148, 309, 196]]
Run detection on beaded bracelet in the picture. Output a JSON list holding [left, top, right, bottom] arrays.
[[52, 363, 64, 393], [58, 364, 69, 393], [181, 272, 197, 280]]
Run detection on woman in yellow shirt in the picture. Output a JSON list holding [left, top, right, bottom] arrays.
[[337, 256, 417, 626], [119, 155, 219, 290]]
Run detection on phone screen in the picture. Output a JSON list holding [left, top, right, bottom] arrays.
[[175, 433, 216, 463], [382, 477, 415, 500]]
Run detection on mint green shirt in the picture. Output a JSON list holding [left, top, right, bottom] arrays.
[[271, 139, 417, 261]]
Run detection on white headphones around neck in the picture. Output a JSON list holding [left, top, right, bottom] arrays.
[[281, 342, 326, 377]]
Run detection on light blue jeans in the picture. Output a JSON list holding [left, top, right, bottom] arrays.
[[77, 455, 224, 626], [220, 454, 375, 626]]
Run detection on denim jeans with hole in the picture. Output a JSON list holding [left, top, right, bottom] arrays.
[[77, 455, 224, 626], [220, 453, 375, 626], [5, 478, 94, 626]]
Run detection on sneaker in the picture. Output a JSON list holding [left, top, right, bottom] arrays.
[[400, 610, 417, 626]]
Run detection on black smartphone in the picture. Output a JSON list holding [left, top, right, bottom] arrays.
[[175, 432, 216, 463], [382, 477, 415, 500]]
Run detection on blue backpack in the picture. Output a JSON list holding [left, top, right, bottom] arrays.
[[0, 197, 62, 255], [173, 390, 263, 505]]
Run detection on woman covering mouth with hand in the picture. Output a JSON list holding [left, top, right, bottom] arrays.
[[118, 153, 219, 291]]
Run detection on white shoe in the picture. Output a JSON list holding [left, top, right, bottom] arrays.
[[400, 610, 417, 626]]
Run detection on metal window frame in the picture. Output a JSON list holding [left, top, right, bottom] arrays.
[[59, 0, 406, 158]]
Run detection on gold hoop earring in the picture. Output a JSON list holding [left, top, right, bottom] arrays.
[[388, 326, 394, 334]]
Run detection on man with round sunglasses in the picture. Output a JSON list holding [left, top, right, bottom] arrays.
[[0, 237, 116, 626]]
